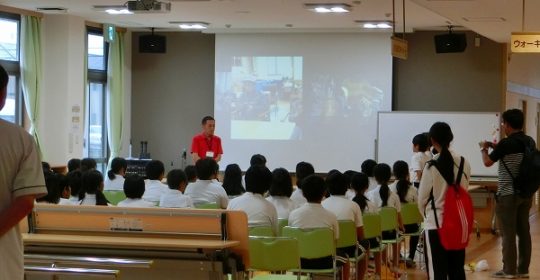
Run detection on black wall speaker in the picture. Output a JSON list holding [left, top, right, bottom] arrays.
[[434, 33, 467, 53], [139, 34, 166, 53]]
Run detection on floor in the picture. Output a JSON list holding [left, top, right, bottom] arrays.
[[405, 197, 540, 280]]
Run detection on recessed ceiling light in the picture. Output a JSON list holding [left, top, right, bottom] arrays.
[[94, 5, 133, 14], [170, 22, 209, 30], [305, 3, 351, 13], [106, 9, 133, 15], [356, 20, 393, 29]]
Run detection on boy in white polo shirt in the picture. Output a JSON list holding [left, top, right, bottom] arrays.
[[142, 160, 169, 205], [322, 170, 366, 280], [227, 165, 278, 235], [184, 158, 229, 208], [159, 169, 193, 208], [289, 174, 339, 269], [117, 175, 155, 208]]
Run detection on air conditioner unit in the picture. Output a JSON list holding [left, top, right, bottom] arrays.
[[127, 0, 171, 13]]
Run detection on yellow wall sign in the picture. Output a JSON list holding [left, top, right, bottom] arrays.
[[511, 32, 540, 53], [391, 36, 408, 60]]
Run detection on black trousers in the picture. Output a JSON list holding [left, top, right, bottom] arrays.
[[424, 229, 465, 280]]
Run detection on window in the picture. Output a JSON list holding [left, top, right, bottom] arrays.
[[86, 28, 108, 173], [0, 12, 22, 125]]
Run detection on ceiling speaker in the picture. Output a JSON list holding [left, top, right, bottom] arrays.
[[434, 33, 467, 53]]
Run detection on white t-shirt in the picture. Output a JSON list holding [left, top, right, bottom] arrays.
[[367, 185, 402, 212], [228, 192, 278, 235], [142, 179, 169, 205], [345, 189, 356, 200], [266, 196, 297, 219], [290, 187, 307, 208], [367, 177, 378, 192], [322, 195, 363, 227], [159, 188, 194, 208], [410, 152, 431, 184], [117, 198, 155, 208], [289, 203, 339, 240], [58, 198, 72, 205], [184, 179, 229, 208], [104, 174, 125, 191], [389, 181, 418, 203], [418, 152, 471, 230], [0, 119, 47, 280]]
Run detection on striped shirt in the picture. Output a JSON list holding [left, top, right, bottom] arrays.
[[489, 131, 531, 197]]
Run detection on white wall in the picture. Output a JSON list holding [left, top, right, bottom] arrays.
[[39, 14, 132, 166]]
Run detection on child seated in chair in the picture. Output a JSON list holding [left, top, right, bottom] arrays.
[[288, 174, 339, 269], [159, 169, 193, 208], [117, 175, 155, 208]]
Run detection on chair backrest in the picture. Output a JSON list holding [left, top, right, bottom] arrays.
[[249, 237, 300, 271], [282, 227, 335, 259], [103, 191, 126, 206], [249, 226, 275, 237], [278, 219, 288, 236], [362, 213, 382, 240], [401, 203, 423, 225], [194, 202, 219, 209], [379, 207, 399, 232], [337, 220, 357, 249]]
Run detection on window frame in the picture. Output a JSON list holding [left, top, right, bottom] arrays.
[[0, 11, 23, 126]]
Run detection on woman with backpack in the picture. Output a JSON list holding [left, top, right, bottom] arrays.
[[418, 122, 471, 280]]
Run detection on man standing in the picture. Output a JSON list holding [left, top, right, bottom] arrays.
[[191, 116, 223, 163], [0, 65, 47, 279], [481, 109, 533, 279]]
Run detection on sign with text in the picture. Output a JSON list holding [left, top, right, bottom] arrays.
[[511, 32, 540, 53], [391, 36, 408, 59]]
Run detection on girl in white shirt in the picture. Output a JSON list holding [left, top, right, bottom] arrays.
[[418, 122, 471, 280], [79, 170, 109, 206], [411, 133, 431, 188], [361, 159, 378, 192], [159, 169, 193, 208], [118, 175, 155, 208], [104, 157, 127, 191], [266, 167, 296, 219]]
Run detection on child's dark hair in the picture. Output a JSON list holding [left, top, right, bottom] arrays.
[[412, 133, 429, 152], [343, 170, 357, 188], [249, 154, 267, 167], [295, 161, 315, 190], [37, 172, 61, 204], [325, 170, 348, 196], [195, 158, 218, 180], [245, 165, 273, 195], [123, 174, 145, 199], [80, 170, 108, 205], [374, 163, 391, 207], [301, 175, 326, 202], [428, 122, 455, 185], [270, 168, 293, 197], [222, 164, 244, 196], [67, 170, 83, 197], [167, 169, 187, 190], [81, 158, 97, 172], [184, 165, 197, 182], [145, 160, 165, 180], [393, 160, 411, 203], [395, 180, 412, 203], [107, 157, 127, 180], [351, 172, 370, 212], [67, 158, 81, 172], [361, 159, 377, 177]]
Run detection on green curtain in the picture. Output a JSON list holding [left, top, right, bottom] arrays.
[[20, 15, 43, 157], [106, 31, 125, 166]]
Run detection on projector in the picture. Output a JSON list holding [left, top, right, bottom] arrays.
[[127, 0, 171, 13]]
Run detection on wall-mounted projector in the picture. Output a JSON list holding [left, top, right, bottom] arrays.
[[127, 0, 171, 13]]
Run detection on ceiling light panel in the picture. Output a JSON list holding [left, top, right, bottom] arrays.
[[304, 3, 352, 13]]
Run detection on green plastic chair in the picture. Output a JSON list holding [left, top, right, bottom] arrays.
[[194, 202, 219, 209], [379, 207, 402, 244], [248, 236, 306, 280], [400, 203, 424, 262], [282, 226, 337, 279], [337, 220, 365, 280], [278, 219, 288, 236], [249, 226, 276, 237], [362, 213, 386, 277], [103, 191, 126, 206]]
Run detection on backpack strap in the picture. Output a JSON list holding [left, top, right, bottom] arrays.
[[429, 156, 465, 229]]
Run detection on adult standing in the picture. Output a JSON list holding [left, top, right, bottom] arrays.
[[481, 109, 533, 279], [191, 116, 223, 163], [0, 65, 47, 279], [418, 122, 471, 280]]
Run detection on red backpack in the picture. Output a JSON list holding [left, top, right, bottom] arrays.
[[430, 157, 474, 250]]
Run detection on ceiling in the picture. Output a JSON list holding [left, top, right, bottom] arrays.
[[1, 0, 538, 43]]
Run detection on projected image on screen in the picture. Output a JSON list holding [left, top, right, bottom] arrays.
[[216, 56, 303, 140]]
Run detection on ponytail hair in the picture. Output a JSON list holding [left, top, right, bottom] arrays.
[[107, 157, 127, 180], [396, 179, 410, 203], [351, 172, 370, 212], [80, 170, 109, 206], [428, 122, 455, 184], [374, 163, 391, 207]]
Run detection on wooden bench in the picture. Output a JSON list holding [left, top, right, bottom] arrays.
[[24, 204, 249, 280]]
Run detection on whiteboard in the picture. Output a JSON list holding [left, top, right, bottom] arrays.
[[377, 112, 500, 177]]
